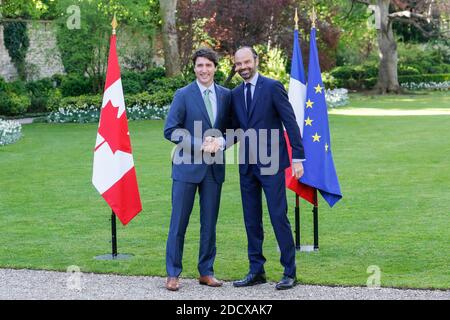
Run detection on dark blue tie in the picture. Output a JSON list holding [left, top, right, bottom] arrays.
[[245, 83, 252, 115]]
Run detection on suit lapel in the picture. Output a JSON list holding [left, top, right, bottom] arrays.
[[247, 75, 264, 121], [214, 84, 222, 128], [190, 82, 212, 128]]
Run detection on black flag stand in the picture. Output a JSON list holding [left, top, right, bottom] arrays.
[[94, 211, 134, 260], [294, 190, 319, 252]]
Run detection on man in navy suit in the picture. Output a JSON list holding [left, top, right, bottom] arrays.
[[164, 48, 232, 291], [230, 47, 304, 290]]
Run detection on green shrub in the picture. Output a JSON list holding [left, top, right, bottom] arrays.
[[362, 77, 377, 89], [0, 92, 31, 116], [60, 73, 92, 97], [322, 72, 338, 90], [57, 94, 103, 110], [7, 80, 27, 95], [330, 66, 353, 81], [0, 77, 7, 92], [398, 73, 450, 84], [26, 78, 56, 112], [47, 89, 63, 111], [54, 90, 173, 112], [398, 65, 421, 76], [147, 90, 174, 107], [141, 67, 166, 86], [147, 75, 190, 94], [121, 78, 143, 94], [329, 64, 378, 89]]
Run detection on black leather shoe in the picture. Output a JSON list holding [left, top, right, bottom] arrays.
[[233, 273, 267, 287], [275, 276, 297, 290]]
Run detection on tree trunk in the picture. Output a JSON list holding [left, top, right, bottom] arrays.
[[159, 0, 181, 77], [375, 0, 401, 94]]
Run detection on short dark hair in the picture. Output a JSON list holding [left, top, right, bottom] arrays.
[[236, 46, 258, 59], [192, 48, 219, 67]]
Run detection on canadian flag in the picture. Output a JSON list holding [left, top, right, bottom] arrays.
[[92, 34, 142, 225]]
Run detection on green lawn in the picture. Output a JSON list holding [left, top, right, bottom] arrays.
[[0, 92, 449, 289], [346, 91, 450, 110]]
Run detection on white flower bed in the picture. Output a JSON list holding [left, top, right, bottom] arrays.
[[401, 81, 450, 91], [47, 104, 170, 123], [325, 88, 349, 108], [0, 119, 22, 146]]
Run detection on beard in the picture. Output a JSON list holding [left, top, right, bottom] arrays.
[[238, 68, 253, 80]]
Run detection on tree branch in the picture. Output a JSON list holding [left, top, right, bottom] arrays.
[[352, 0, 371, 6], [390, 16, 436, 38], [344, 0, 356, 20], [388, 10, 432, 23]]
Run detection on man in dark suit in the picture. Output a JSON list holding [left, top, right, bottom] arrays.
[[164, 48, 232, 291], [230, 46, 304, 290]]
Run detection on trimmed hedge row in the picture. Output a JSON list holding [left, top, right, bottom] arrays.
[[328, 64, 450, 90], [51, 91, 174, 111]]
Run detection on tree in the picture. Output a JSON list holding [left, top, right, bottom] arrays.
[[159, 0, 181, 76], [0, 0, 58, 19], [351, 0, 449, 93], [177, 0, 341, 84], [55, 0, 159, 92]]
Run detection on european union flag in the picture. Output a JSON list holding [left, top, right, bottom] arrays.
[[300, 27, 342, 207]]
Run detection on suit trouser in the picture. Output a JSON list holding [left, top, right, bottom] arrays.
[[239, 164, 296, 278], [166, 166, 222, 277]]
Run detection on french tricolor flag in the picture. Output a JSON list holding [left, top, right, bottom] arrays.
[[285, 27, 316, 205]]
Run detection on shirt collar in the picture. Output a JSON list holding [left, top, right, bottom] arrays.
[[245, 72, 259, 87], [196, 80, 216, 95]]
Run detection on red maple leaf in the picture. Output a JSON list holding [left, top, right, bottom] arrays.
[[97, 100, 132, 154]]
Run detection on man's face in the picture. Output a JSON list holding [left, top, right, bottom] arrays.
[[194, 56, 217, 87], [234, 48, 258, 81]]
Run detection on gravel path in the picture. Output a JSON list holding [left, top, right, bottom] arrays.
[[0, 269, 448, 300], [16, 118, 34, 124]]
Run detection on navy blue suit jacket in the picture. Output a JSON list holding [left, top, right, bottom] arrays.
[[164, 81, 232, 184], [231, 74, 304, 175]]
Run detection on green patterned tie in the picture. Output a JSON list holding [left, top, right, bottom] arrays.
[[203, 89, 214, 125]]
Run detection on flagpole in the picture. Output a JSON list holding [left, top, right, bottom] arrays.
[[94, 14, 134, 261], [292, 8, 302, 251], [313, 189, 319, 251], [111, 211, 118, 257], [295, 194, 301, 250]]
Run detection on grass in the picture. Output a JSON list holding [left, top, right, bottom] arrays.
[[346, 90, 450, 110], [0, 91, 449, 289]]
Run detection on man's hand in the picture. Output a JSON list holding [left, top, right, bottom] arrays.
[[292, 162, 304, 180], [201, 136, 221, 153]]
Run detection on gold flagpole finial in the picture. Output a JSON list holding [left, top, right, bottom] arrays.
[[111, 13, 118, 35], [311, 7, 317, 29], [294, 8, 299, 31]]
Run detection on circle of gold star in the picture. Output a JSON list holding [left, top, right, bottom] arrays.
[[306, 99, 314, 108], [304, 117, 313, 126], [312, 132, 321, 142], [314, 84, 323, 94]]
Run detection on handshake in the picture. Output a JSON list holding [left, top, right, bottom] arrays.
[[201, 136, 223, 153]]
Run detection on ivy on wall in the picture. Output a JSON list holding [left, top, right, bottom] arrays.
[[3, 21, 29, 80]]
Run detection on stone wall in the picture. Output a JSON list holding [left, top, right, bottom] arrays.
[[0, 20, 162, 82], [0, 21, 65, 81], [0, 24, 19, 81], [25, 21, 65, 81]]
